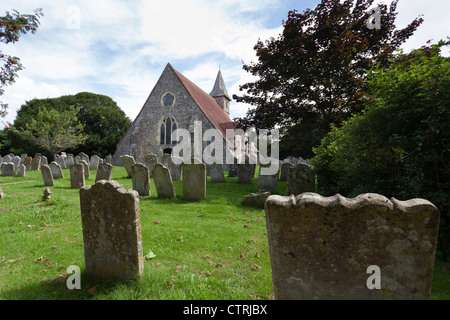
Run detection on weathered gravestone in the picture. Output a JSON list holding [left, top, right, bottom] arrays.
[[40, 156, 48, 166], [2, 155, 11, 163], [64, 155, 74, 168], [237, 160, 256, 184], [24, 156, 32, 170], [152, 164, 176, 199], [80, 160, 90, 179], [120, 155, 136, 178], [182, 158, 206, 201], [40, 165, 54, 187], [89, 155, 100, 170], [11, 156, 21, 170], [106, 155, 112, 164], [31, 155, 41, 171], [70, 163, 85, 189], [257, 160, 279, 193], [168, 156, 182, 181], [95, 162, 113, 182], [49, 162, 64, 179], [74, 155, 81, 164], [80, 180, 144, 280], [264, 193, 441, 300], [20, 154, 27, 165], [16, 164, 26, 177], [243, 192, 271, 208], [56, 156, 66, 169], [208, 163, 225, 182], [79, 152, 89, 165], [1, 162, 15, 176], [142, 154, 158, 177], [286, 161, 315, 196], [279, 160, 292, 181], [227, 162, 238, 178], [131, 163, 150, 196]]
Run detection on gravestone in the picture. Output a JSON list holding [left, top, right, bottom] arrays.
[[65, 155, 74, 168], [49, 162, 64, 179], [80, 180, 143, 280], [95, 162, 113, 182], [257, 161, 279, 193], [131, 163, 150, 196], [168, 156, 182, 181], [3, 155, 11, 163], [24, 156, 32, 170], [17, 164, 26, 177], [31, 155, 41, 171], [40, 165, 54, 186], [143, 154, 158, 177], [286, 161, 315, 196], [40, 156, 48, 166], [227, 163, 238, 178], [80, 160, 90, 179], [74, 155, 81, 164], [279, 160, 291, 181], [56, 156, 66, 169], [120, 155, 136, 178], [11, 156, 21, 170], [237, 159, 256, 184], [70, 163, 85, 189], [208, 163, 225, 182], [1, 162, 15, 176], [79, 152, 89, 165], [243, 192, 271, 208], [182, 158, 206, 201], [106, 155, 112, 164], [152, 164, 176, 199], [20, 154, 27, 165], [264, 193, 441, 300], [89, 155, 100, 170]]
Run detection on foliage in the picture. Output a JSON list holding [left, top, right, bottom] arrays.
[[234, 0, 423, 158], [311, 41, 450, 259], [12, 106, 87, 156], [12, 92, 131, 158], [0, 8, 43, 117]]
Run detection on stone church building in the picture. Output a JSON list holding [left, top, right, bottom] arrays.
[[112, 63, 236, 165]]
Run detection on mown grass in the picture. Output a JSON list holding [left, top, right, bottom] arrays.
[[0, 166, 449, 300]]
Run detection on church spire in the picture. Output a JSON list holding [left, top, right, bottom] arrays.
[[210, 69, 231, 115]]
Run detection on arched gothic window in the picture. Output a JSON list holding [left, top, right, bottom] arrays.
[[160, 116, 178, 145]]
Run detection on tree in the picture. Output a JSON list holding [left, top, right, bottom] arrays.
[[13, 106, 87, 155], [311, 41, 450, 259], [0, 8, 43, 117], [233, 0, 423, 158], [13, 92, 131, 158]]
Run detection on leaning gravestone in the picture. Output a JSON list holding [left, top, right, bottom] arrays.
[[79, 152, 89, 165], [143, 154, 158, 177], [80, 180, 143, 280], [264, 193, 441, 300], [120, 155, 136, 178], [16, 164, 26, 177], [70, 163, 85, 189], [11, 156, 21, 170], [40, 165, 54, 187], [49, 162, 64, 179], [243, 192, 271, 208], [131, 163, 150, 196], [95, 162, 113, 182], [152, 164, 176, 199], [182, 158, 206, 201], [24, 156, 32, 170], [208, 163, 225, 182], [286, 161, 315, 196], [31, 155, 41, 171], [1, 162, 15, 176]]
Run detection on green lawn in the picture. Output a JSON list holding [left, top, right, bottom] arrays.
[[0, 166, 449, 300]]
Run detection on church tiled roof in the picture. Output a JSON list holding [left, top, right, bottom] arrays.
[[173, 66, 236, 145]]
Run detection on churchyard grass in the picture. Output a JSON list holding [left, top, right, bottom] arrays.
[[0, 166, 449, 300]]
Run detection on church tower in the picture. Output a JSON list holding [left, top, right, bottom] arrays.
[[210, 69, 231, 116]]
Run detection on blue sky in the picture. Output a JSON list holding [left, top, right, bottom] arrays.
[[1, 0, 449, 127]]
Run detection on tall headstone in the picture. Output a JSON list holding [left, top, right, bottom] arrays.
[[143, 154, 158, 177], [95, 162, 113, 182], [49, 162, 64, 179], [1, 162, 15, 176], [40, 165, 54, 187], [24, 156, 32, 170], [120, 155, 136, 178], [264, 193, 441, 300], [16, 164, 26, 177], [65, 155, 74, 168], [80, 160, 90, 179], [70, 163, 85, 189], [40, 156, 48, 166], [74, 155, 81, 164], [11, 156, 21, 170], [80, 180, 143, 280], [182, 158, 206, 201], [20, 154, 27, 165], [89, 155, 100, 170], [79, 152, 89, 165], [286, 161, 315, 196], [208, 163, 225, 182], [131, 163, 150, 196], [152, 164, 176, 199], [31, 155, 41, 171]]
